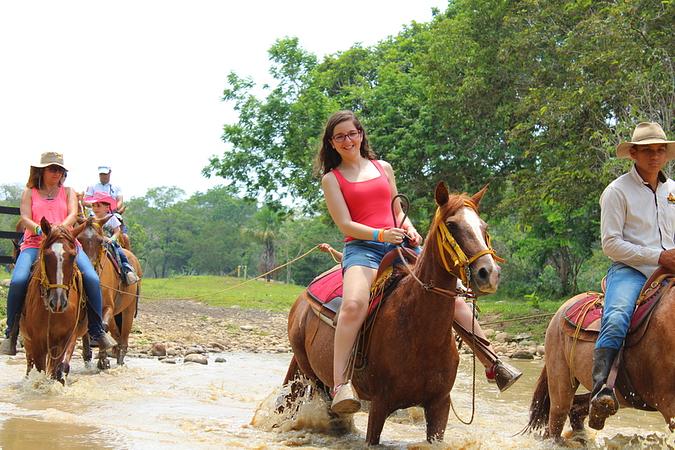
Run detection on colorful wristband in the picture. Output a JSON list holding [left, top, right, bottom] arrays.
[[377, 229, 385, 242], [372, 229, 379, 241], [34, 225, 42, 236]]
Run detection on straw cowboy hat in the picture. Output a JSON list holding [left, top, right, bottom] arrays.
[[616, 122, 675, 159], [84, 191, 117, 212], [30, 152, 68, 171]]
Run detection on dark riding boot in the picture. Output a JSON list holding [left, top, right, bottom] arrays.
[[0, 319, 20, 356], [588, 347, 619, 430]]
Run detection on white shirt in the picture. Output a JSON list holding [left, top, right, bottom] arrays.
[[102, 214, 122, 237], [600, 165, 675, 277], [85, 182, 122, 199]]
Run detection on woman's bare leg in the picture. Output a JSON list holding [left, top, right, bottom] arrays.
[[333, 265, 376, 386]]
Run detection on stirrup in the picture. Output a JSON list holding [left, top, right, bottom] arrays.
[[330, 381, 361, 414], [588, 385, 618, 430], [124, 270, 139, 285], [0, 337, 17, 356], [91, 332, 117, 350], [491, 359, 523, 392], [0, 322, 19, 356]]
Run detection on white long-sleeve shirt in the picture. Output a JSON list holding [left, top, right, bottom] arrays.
[[600, 165, 675, 277]]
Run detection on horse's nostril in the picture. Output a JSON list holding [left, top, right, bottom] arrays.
[[478, 267, 489, 281]]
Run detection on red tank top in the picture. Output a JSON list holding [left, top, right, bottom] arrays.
[[21, 186, 69, 250], [332, 160, 395, 241]]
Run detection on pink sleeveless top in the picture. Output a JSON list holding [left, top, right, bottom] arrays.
[[21, 186, 69, 250], [332, 160, 395, 242]]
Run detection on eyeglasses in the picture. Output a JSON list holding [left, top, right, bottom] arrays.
[[45, 165, 65, 174], [332, 130, 361, 143]]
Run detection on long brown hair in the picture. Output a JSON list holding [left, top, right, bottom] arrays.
[[315, 110, 377, 176], [26, 167, 66, 189]]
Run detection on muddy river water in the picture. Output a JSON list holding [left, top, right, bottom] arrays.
[[0, 352, 672, 449]]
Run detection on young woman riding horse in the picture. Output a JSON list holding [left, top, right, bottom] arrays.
[[317, 110, 423, 413], [287, 181, 504, 444], [0, 152, 116, 355], [315, 110, 518, 413]]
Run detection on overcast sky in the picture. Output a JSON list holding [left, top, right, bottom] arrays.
[[0, 1, 446, 201]]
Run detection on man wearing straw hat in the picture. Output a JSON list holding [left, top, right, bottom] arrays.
[[590, 122, 675, 429]]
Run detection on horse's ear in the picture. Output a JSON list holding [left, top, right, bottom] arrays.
[[471, 184, 489, 207], [71, 219, 89, 239], [435, 182, 449, 206], [40, 217, 51, 236]]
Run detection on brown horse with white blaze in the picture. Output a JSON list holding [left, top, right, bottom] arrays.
[[20, 218, 89, 383], [77, 216, 142, 368], [284, 182, 501, 445], [526, 287, 675, 442]]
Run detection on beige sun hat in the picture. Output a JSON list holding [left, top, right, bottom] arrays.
[[616, 122, 675, 159], [31, 152, 68, 170]]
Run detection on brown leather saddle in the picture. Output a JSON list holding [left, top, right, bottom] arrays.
[[562, 267, 673, 346]]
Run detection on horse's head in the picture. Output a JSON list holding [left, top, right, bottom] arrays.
[[430, 182, 502, 295], [39, 217, 85, 313], [76, 215, 111, 264]]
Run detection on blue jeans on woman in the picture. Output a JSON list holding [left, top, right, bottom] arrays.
[[5, 247, 106, 339], [595, 262, 646, 350]]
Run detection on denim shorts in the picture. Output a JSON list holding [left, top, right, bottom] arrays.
[[342, 240, 421, 272]]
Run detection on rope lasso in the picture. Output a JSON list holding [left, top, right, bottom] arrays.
[[100, 244, 324, 301]]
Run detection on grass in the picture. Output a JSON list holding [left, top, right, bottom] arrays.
[[140, 275, 305, 312]]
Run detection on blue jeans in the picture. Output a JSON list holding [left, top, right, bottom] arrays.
[[595, 262, 646, 350], [111, 241, 130, 267], [5, 247, 105, 339]]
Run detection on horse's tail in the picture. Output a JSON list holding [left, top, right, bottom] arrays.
[[521, 366, 550, 434]]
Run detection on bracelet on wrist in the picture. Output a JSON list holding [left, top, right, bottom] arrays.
[[34, 225, 42, 236], [372, 229, 379, 241], [377, 228, 385, 242]]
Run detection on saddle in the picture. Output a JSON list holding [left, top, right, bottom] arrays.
[[562, 267, 674, 346], [103, 242, 123, 277], [304, 247, 419, 327]]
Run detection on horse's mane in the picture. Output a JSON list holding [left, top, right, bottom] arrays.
[[434, 193, 477, 224], [41, 225, 76, 248]]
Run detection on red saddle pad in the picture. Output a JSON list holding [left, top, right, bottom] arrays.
[[307, 266, 343, 304]]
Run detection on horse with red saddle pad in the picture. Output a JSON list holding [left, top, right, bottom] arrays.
[[282, 183, 503, 445], [526, 267, 675, 443]]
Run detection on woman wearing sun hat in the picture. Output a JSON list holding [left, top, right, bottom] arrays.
[[589, 122, 675, 429], [0, 152, 117, 355]]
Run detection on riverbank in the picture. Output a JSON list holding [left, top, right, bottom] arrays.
[[128, 298, 545, 362]]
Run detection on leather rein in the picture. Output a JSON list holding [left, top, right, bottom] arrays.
[[395, 198, 504, 298]]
